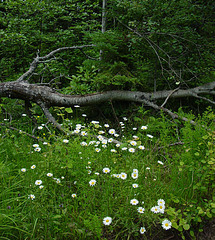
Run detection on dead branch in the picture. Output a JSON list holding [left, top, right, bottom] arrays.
[[0, 44, 215, 135]]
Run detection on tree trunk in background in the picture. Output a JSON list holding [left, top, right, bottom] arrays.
[[100, 0, 107, 60]]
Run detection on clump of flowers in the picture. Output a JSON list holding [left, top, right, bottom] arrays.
[[151, 199, 166, 214]]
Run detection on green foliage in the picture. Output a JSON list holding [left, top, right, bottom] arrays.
[[0, 0, 100, 82], [0, 107, 214, 239]]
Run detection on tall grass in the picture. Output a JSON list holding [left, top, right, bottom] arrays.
[[0, 108, 214, 239]]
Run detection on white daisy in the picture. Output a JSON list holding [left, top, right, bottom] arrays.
[[35, 180, 42, 186], [158, 160, 164, 165], [28, 194, 35, 200], [63, 139, 69, 143], [103, 217, 112, 225], [71, 193, 77, 198], [111, 149, 117, 153], [103, 168, 110, 174], [56, 179, 61, 184], [130, 141, 137, 146], [91, 120, 99, 124], [89, 179, 96, 186], [80, 142, 88, 146], [147, 134, 153, 138], [137, 207, 145, 213], [130, 199, 139, 205], [140, 227, 146, 234], [131, 172, 138, 179], [73, 129, 80, 134], [21, 168, 26, 172], [108, 129, 115, 135], [95, 148, 101, 153], [31, 165, 36, 169], [158, 204, 165, 213], [34, 147, 41, 152], [132, 183, 139, 188], [47, 173, 53, 177], [141, 126, 147, 130], [32, 144, 39, 148], [98, 131, 105, 134], [138, 145, 145, 150], [158, 199, 165, 206], [151, 206, 159, 213], [128, 148, 135, 153], [120, 173, 127, 180], [121, 147, 127, 151], [162, 219, 172, 230], [101, 139, 108, 144], [81, 131, 87, 136]]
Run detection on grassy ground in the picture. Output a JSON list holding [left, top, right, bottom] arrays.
[[0, 108, 214, 239]]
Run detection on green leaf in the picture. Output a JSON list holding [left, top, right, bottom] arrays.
[[65, 108, 73, 113], [190, 230, 194, 237], [206, 212, 212, 218], [52, 215, 62, 219], [183, 224, 190, 230]]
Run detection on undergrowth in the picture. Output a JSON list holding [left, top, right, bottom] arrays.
[[0, 107, 214, 240]]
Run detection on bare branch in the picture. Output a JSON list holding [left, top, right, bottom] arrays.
[[37, 101, 67, 134], [191, 93, 215, 105], [0, 123, 45, 142], [161, 87, 180, 107], [17, 44, 96, 83]]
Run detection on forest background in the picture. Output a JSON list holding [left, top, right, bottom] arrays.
[[0, 0, 215, 239]]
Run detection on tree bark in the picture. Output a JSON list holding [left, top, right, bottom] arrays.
[[1, 80, 215, 107], [1, 44, 215, 129]]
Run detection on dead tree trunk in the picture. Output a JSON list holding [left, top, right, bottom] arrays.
[[0, 45, 215, 131]]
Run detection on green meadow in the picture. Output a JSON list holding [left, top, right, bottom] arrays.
[[0, 107, 214, 240]]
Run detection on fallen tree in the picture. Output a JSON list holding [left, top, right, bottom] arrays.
[[1, 45, 215, 132]]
